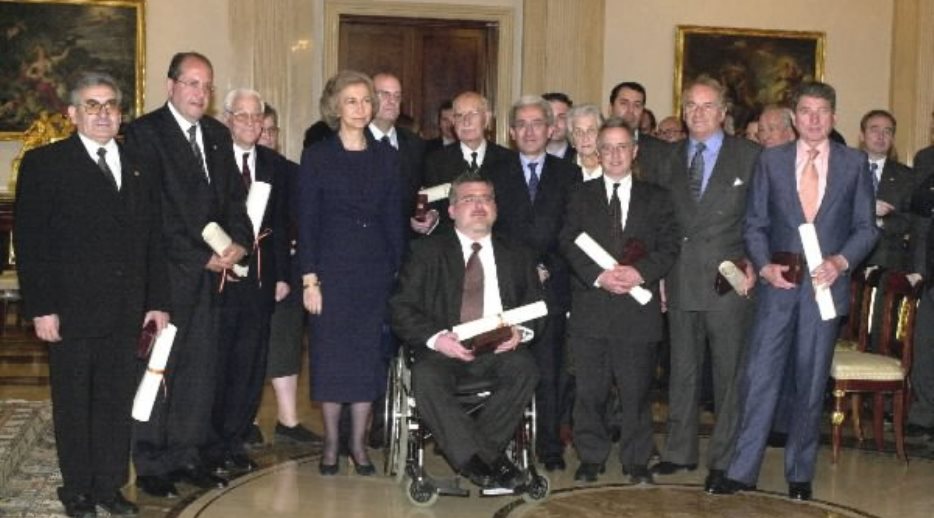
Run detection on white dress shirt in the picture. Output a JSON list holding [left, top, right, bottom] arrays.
[[460, 140, 488, 168], [368, 123, 399, 149], [77, 134, 121, 189]]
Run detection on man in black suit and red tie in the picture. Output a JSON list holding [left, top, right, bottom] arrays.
[[15, 72, 170, 517], [559, 118, 679, 484], [202, 88, 289, 473], [126, 51, 253, 498], [491, 95, 579, 471], [390, 175, 543, 489]]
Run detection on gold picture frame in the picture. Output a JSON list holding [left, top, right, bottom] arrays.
[[674, 25, 825, 129], [0, 0, 146, 140]]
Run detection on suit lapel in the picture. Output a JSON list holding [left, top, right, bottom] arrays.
[[492, 236, 518, 309], [622, 181, 646, 240], [774, 142, 805, 225], [697, 137, 736, 212], [156, 106, 209, 185], [817, 142, 845, 221], [443, 233, 467, 325]]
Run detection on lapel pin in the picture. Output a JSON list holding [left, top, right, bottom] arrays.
[[134, 170, 140, 176]]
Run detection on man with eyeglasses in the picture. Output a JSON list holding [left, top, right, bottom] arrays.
[[651, 76, 760, 492], [125, 51, 252, 498], [390, 174, 542, 489], [656, 116, 686, 143], [423, 91, 515, 234], [559, 118, 678, 484], [487, 95, 578, 472], [197, 88, 290, 475], [15, 71, 170, 517]]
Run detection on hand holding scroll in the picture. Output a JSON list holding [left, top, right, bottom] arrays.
[[435, 332, 474, 362]]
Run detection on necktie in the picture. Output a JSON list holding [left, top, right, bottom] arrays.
[[689, 142, 706, 201], [799, 148, 820, 222], [241, 151, 252, 189], [381, 135, 396, 150], [188, 124, 208, 181], [608, 182, 623, 255], [527, 162, 540, 202], [460, 242, 484, 323], [96, 147, 118, 190], [468, 151, 479, 174], [869, 161, 879, 195]]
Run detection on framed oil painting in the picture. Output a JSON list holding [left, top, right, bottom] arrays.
[[674, 25, 825, 130], [0, 0, 145, 140]]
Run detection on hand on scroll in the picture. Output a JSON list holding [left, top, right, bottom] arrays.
[[206, 254, 227, 272], [275, 281, 291, 302], [494, 327, 521, 354], [33, 314, 61, 342], [143, 310, 170, 333], [219, 243, 248, 268], [410, 210, 439, 235], [616, 265, 644, 289], [597, 268, 629, 295], [760, 263, 795, 290], [435, 332, 474, 362], [812, 255, 847, 288]]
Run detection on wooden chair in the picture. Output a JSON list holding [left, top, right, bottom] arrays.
[[829, 272, 920, 463]]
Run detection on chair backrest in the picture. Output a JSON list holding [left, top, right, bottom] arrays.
[[840, 267, 880, 350], [878, 273, 921, 370]]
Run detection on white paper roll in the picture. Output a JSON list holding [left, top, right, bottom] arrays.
[[574, 232, 652, 305], [451, 301, 548, 341], [798, 223, 837, 321], [418, 183, 452, 203], [202, 222, 249, 277], [718, 261, 748, 296], [132, 324, 178, 422]]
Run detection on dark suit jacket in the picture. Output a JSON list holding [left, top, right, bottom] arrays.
[[125, 105, 252, 310], [242, 146, 291, 310], [865, 159, 914, 270], [634, 132, 674, 186], [913, 145, 934, 186], [491, 154, 578, 311], [424, 137, 454, 157], [549, 145, 577, 164], [366, 126, 426, 221], [660, 135, 761, 311], [390, 231, 544, 358], [14, 134, 169, 338], [423, 140, 516, 232], [744, 140, 879, 314], [559, 178, 679, 342]]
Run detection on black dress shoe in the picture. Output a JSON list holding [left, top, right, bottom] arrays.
[[244, 423, 265, 448], [767, 432, 789, 448], [96, 491, 138, 516], [788, 481, 812, 501], [318, 461, 339, 476], [460, 455, 496, 488], [135, 476, 179, 499], [626, 464, 654, 485], [226, 452, 258, 472], [489, 456, 523, 489], [58, 491, 97, 518], [543, 457, 566, 472], [275, 422, 324, 445], [574, 462, 604, 483], [706, 476, 755, 495], [172, 465, 228, 489], [651, 461, 698, 475], [704, 469, 725, 492]]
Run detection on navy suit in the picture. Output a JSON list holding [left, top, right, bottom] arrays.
[[726, 140, 878, 485]]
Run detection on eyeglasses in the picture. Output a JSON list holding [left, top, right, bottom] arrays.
[[513, 120, 547, 132], [453, 110, 483, 125], [228, 111, 264, 124], [572, 127, 598, 139], [79, 99, 120, 115], [456, 194, 494, 205], [376, 90, 402, 102], [175, 78, 215, 94]]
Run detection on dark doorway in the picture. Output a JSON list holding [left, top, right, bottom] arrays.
[[338, 15, 498, 140]]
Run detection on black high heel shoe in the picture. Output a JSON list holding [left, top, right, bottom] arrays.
[[351, 451, 375, 476], [318, 461, 339, 476]]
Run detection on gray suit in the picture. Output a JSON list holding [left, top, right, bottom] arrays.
[[659, 134, 760, 470], [726, 140, 878, 486]]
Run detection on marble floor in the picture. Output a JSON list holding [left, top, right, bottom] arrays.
[[3, 330, 934, 517]]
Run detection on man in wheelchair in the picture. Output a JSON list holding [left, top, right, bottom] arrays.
[[390, 174, 543, 489]]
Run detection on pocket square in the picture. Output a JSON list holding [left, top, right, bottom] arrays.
[[733, 177, 744, 187]]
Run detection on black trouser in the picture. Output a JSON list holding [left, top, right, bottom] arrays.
[[531, 314, 569, 459], [49, 333, 135, 501]]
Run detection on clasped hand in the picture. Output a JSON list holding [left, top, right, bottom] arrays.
[[597, 265, 644, 295], [206, 243, 248, 272], [435, 327, 521, 362]]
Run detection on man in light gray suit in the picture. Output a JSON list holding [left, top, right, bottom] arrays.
[[651, 77, 760, 492], [709, 82, 878, 501]]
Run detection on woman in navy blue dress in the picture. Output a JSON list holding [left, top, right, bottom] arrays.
[[298, 70, 403, 475]]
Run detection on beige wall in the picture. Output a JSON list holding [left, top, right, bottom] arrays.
[[602, 0, 894, 145]]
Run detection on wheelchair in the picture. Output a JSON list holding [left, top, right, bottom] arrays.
[[382, 344, 551, 507]]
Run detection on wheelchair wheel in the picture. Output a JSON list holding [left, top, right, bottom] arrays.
[[406, 478, 439, 507], [522, 473, 550, 503]]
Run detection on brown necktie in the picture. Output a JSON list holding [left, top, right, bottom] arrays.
[[460, 242, 484, 323], [242, 151, 252, 189], [799, 148, 820, 222]]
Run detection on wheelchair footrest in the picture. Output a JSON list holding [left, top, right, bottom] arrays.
[[428, 476, 470, 498]]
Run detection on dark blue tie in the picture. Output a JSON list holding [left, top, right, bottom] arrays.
[[527, 162, 540, 202], [869, 162, 879, 195]]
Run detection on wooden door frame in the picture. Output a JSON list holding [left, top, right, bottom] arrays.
[[324, 0, 517, 144]]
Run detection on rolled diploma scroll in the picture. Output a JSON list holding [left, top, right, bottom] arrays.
[[418, 183, 452, 203], [718, 261, 748, 295], [451, 301, 548, 341], [798, 223, 837, 321], [574, 232, 652, 305], [202, 222, 249, 277], [132, 324, 178, 422]]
